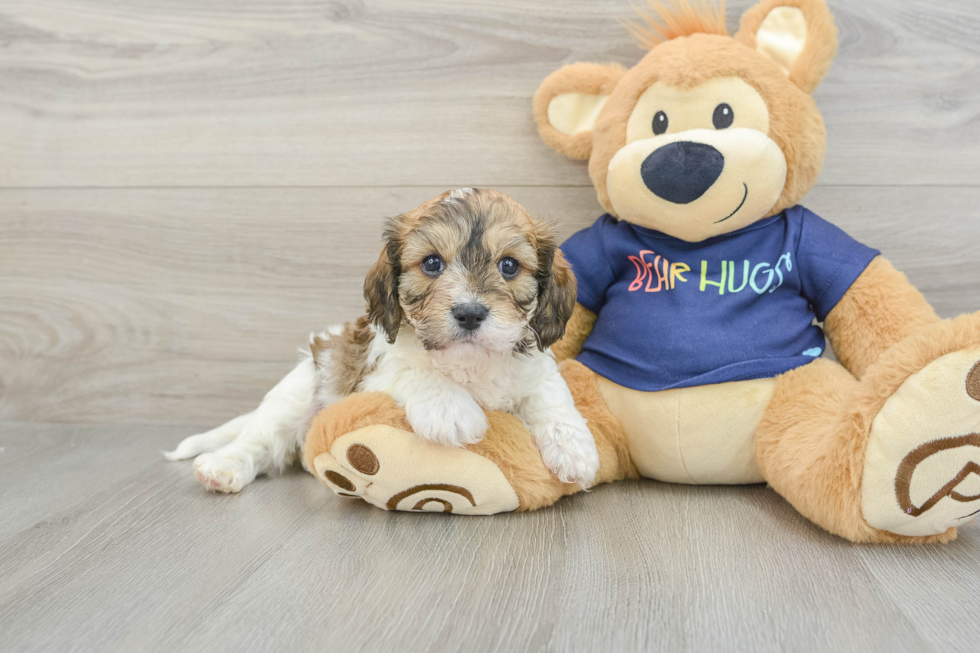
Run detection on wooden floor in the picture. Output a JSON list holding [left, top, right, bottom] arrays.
[[2, 1, 980, 651]]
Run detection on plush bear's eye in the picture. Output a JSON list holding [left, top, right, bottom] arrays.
[[652, 111, 669, 135], [421, 254, 444, 276], [498, 257, 520, 279], [712, 103, 734, 129]]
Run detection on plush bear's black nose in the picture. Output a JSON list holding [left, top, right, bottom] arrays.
[[452, 303, 488, 331], [640, 141, 725, 204]]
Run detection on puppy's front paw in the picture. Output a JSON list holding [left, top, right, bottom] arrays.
[[406, 391, 489, 447], [193, 453, 245, 493], [534, 421, 600, 488]]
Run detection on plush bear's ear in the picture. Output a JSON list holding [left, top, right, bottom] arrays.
[[735, 0, 838, 94], [533, 62, 625, 160]]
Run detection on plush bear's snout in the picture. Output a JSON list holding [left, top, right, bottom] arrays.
[[640, 141, 725, 205]]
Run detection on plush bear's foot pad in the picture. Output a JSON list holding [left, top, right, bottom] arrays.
[[312, 425, 520, 514], [863, 348, 980, 536]]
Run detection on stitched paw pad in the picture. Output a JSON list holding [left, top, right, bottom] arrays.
[[863, 348, 980, 536], [311, 425, 519, 515]]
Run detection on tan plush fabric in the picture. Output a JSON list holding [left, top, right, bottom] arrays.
[[304, 362, 635, 513], [597, 376, 774, 484], [605, 121, 788, 241], [585, 32, 828, 222], [547, 94, 609, 138], [756, 312, 980, 543], [534, 1, 837, 227], [626, 0, 728, 48], [305, 1, 980, 545], [862, 347, 980, 536], [532, 62, 625, 161], [734, 0, 838, 94], [305, 391, 410, 473], [753, 6, 808, 75], [550, 303, 596, 363], [314, 425, 520, 515], [824, 256, 940, 379], [524, 0, 980, 542]]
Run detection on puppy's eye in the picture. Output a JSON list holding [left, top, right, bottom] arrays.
[[498, 257, 520, 279], [712, 103, 734, 129], [652, 111, 669, 135], [421, 254, 444, 276]]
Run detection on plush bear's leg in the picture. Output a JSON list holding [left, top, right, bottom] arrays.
[[754, 359, 898, 542], [304, 360, 636, 513], [756, 313, 980, 543]]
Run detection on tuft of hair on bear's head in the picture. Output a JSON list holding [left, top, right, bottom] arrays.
[[625, 0, 728, 49]]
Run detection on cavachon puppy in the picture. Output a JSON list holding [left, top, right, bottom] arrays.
[[166, 189, 601, 491]]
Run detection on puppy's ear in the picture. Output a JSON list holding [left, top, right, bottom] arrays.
[[529, 224, 578, 351], [364, 218, 404, 344]]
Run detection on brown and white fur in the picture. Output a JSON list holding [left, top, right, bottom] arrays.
[[166, 189, 600, 492]]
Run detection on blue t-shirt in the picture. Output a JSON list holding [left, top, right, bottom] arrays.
[[560, 206, 879, 392]]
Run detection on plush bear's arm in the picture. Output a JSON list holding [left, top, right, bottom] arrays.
[[823, 256, 940, 378], [550, 302, 597, 363]]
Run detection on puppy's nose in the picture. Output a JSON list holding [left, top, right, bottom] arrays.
[[640, 141, 725, 204], [452, 303, 488, 331]]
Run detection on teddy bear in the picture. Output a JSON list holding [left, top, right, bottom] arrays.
[[304, 0, 980, 544]]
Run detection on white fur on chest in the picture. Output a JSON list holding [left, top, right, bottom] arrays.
[[359, 325, 551, 412]]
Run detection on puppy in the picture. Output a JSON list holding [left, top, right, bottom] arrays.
[[166, 189, 601, 492]]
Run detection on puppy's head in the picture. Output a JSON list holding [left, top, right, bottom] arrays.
[[364, 188, 576, 353]]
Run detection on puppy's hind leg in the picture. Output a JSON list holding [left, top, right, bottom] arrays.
[[164, 411, 254, 461], [193, 358, 319, 493]]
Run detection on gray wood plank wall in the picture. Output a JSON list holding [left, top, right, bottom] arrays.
[[3, 0, 979, 427]]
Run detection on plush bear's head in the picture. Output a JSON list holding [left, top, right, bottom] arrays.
[[534, 0, 838, 242]]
